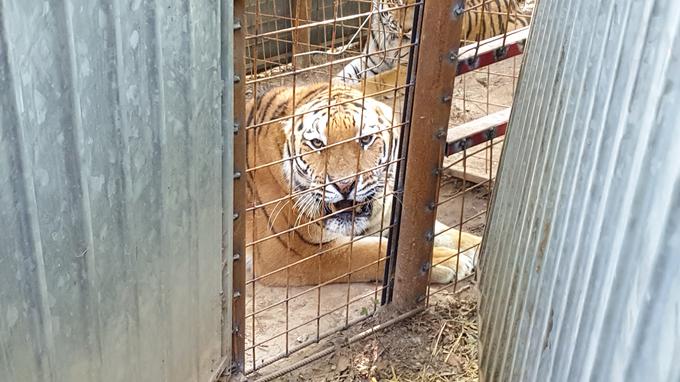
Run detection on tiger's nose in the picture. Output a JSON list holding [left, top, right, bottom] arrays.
[[333, 179, 355, 198]]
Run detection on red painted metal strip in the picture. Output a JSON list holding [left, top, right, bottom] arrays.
[[456, 27, 529, 76]]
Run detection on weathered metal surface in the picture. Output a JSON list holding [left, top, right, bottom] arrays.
[[389, 0, 467, 310], [479, 0, 680, 381], [0, 1, 225, 381], [219, 0, 238, 379], [231, 0, 249, 375]]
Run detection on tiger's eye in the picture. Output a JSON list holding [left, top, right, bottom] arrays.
[[310, 138, 324, 148], [359, 135, 374, 146]]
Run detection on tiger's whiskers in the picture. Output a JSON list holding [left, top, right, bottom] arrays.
[[268, 198, 291, 233]]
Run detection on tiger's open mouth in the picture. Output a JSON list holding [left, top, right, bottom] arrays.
[[323, 199, 373, 220]]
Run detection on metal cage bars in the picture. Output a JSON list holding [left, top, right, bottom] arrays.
[[387, 0, 468, 309], [227, 0, 534, 377], [236, 0, 422, 374]]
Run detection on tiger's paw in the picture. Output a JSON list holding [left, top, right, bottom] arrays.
[[431, 247, 477, 283], [451, 249, 476, 280], [430, 264, 456, 284]]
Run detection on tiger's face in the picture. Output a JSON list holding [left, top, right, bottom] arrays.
[[282, 88, 396, 238]]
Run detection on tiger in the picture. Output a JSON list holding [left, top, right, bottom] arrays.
[[336, 0, 533, 90], [246, 83, 481, 286]]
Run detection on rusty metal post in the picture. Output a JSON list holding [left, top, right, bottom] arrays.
[[391, 0, 466, 310], [230, 0, 247, 375]]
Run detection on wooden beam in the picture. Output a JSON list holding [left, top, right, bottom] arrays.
[[445, 107, 510, 156], [443, 107, 510, 185]]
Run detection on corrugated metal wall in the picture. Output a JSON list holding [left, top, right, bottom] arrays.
[[479, 0, 680, 381], [0, 1, 227, 381]]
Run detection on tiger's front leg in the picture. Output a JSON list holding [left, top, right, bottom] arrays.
[[249, 235, 390, 287], [316, 235, 466, 285]]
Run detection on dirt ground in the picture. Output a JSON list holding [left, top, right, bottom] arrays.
[[247, 289, 480, 382], [242, 56, 521, 380]]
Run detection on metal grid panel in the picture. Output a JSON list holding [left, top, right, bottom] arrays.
[[244, 0, 370, 74], [479, 0, 680, 381], [460, 0, 534, 45], [0, 1, 224, 381], [427, 3, 533, 299], [234, 0, 537, 376], [240, 0, 420, 373]]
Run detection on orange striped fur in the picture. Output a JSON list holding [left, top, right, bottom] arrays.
[[246, 83, 480, 286]]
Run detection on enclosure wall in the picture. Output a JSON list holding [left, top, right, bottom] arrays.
[[479, 0, 680, 381], [0, 1, 226, 381]]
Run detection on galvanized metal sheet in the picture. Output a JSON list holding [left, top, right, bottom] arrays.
[[479, 0, 680, 381], [0, 1, 225, 381]]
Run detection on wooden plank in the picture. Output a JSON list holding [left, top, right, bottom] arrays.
[[443, 107, 509, 185], [231, 0, 248, 374], [446, 107, 510, 156], [445, 167, 493, 185], [456, 26, 529, 74]]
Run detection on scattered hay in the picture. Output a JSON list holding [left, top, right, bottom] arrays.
[[277, 292, 480, 382]]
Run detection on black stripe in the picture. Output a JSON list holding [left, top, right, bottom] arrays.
[[351, 61, 362, 78], [270, 100, 290, 121], [297, 86, 328, 107], [253, 89, 282, 126], [294, 156, 309, 172]]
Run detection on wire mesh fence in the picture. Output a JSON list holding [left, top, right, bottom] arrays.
[[241, 0, 420, 372], [234, 0, 536, 375], [425, 2, 533, 300], [429, 47, 525, 299]]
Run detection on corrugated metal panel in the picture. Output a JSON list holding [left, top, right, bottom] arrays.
[[479, 0, 680, 381], [0, 1, 226, 381]]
